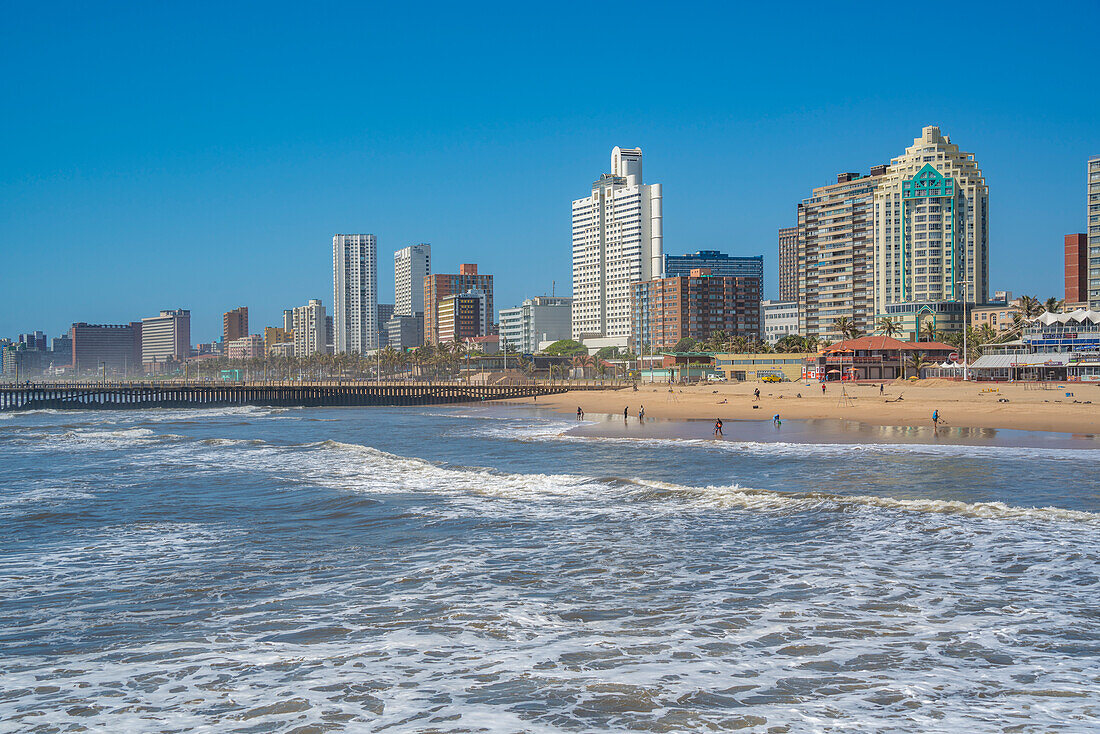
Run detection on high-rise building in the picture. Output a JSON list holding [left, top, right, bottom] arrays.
[[1066, 233, 1089, 308], [377, 304, 394, 349], [762, 299, 799, 345], [873, 126, 989, 338], [18, 331, 47, 351], [292, 300, 328, 357], [283, 309, 294, 332], [70, 322, 142, 374], [632, 268, 761, 351], [332, 234, 379, 354], [141, 309, 191, 369], [665, 251, 763, 280], [498, 296, 573, 354], [777, 227, 798, 302], [436, 290, 489, 343], [424, 264, 494, 344], [223, 307, 248, 343], [1088, 156, 1100, 309], [572, 146, 663, 346], [797, 167, 887, 339], [394, 244, 431, 317], [50, 334, 73, 367]]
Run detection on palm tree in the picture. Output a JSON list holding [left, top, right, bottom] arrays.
[[905, 352, 929, 379], [1044, 296, 1065, 314], [1018, 295, 1044, 319], [918, 320, 938, 343], [877, 317, 900, 338], [832, 316, 857, 341]]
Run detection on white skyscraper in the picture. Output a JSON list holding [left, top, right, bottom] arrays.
[[571, 146, 663, 346], [394, 243, 431, 316], [332, 234, 379, 353], [292, 299, 327, 358]]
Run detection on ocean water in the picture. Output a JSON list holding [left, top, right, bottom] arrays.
[[1, 405, 1098, 733]]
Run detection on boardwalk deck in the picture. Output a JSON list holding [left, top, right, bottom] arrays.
[[0, 381, 577, 412]]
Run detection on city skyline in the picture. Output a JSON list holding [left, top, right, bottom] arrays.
[[2, 3, 1098, 342]]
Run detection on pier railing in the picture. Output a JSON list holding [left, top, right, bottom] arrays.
[[0, 380, 586, 412]]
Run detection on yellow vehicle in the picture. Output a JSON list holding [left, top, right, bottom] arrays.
[[761, 374, 783, 383]]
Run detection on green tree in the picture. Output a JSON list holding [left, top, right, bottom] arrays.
[[543, 339, 587, 356], [672, 337, 699, 353], [905, 351, 929, 379], [877, 317, 900, 338]]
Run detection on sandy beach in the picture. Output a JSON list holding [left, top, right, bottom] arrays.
[[501, 379, 1100, 435]]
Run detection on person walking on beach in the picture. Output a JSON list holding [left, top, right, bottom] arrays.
[[753, 387, 760, 401], [639, 405, 645, 420], [821, 382, 827, 395], [932, 409, 940, 429], [624, 406, 629, 420], [714, 418, 724, 437], [880, 383, 884, 395]]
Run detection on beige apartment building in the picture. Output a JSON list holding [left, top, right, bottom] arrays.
[[872, 126, 989, 338], [796, 167, 887, 340]]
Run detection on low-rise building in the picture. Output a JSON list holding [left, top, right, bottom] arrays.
[[715, 352, 808, 382], [226, 334, 264, 360], [498, 296, 572, 354], [971, 309, 1100, 381], [970, 300, 1022, 333], [802, 336, 955, 381], [762, 300, 798, 345]]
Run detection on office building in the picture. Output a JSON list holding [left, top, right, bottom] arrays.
[[572, 146, 663, 346], [425, 264, 494, 344], [386, 314, 424, 350], [1088, 156, 1100, 309], [70, 322, 142, 374], [225, 334, 264, 360], [332, 234, 379, 354], [395, 243, 431, 316], [632, 268, 761, 351], [762, 300, 799, 345], [665, 251, 763, 280], [437, 290, 489, 343], [283, 309, 294, 332], [141, 309, 191, 369], [18, 331, 47, 351], [777, 226, 798, 302], [223, 307, 248, 343], [263, 326, 293, 355], [797, 166, 887, 340], [873, 126, 989, 338], [293, 299, 328, 357], [498, 296, 573, 354], [1066, 233, 1088, 308], [377, 303, 394, 349]]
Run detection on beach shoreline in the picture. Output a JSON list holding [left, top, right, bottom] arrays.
[[496, 379, 1100, 435]]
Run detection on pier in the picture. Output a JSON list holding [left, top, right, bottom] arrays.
[[0, 381, 576, 412]]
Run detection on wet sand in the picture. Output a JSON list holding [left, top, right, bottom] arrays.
[[503, 378, 1100, 435]]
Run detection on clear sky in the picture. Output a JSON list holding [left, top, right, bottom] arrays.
[[2, 1, 1098, 342]]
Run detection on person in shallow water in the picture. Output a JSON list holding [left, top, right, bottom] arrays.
[[576, 406, 583, 419], [714, 418, 723, 436], [773, 413, 781, 426], [933, 409, 940, 428], [624, 406, 629, 420]]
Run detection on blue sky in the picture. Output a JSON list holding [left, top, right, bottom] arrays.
[[2, 1, 1098, 342]]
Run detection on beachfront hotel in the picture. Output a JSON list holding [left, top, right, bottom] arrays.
[[394, 243, 431, 318], [571, 146, 663, 348], [872, 126, 989, 338], [796, 167, 887, 340], [332, 234, 379, 354]]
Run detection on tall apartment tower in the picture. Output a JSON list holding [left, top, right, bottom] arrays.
[[797, 167, 887, 339], [873, 126, 989, 336], [223, 306, 248, 343], [571, 146, 663, 345], [332, 234, 378, 353], [1088, 156, 1100, 308], [293, 299, 327, 357], [777, 226, 798, 302], [394, 243, 431, 316], [141, 309, 191, 369]]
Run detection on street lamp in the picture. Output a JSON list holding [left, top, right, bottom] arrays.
[[956, 278, 974, 381]]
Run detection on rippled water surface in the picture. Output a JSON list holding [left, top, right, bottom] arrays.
[[2, 405, 1099, 733]]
